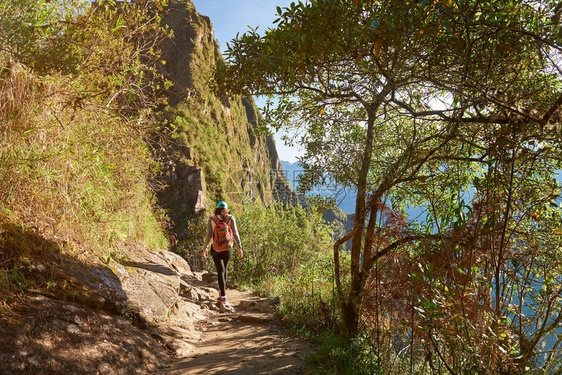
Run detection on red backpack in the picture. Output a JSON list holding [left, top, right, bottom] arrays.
[[211, 215, 234, 252]]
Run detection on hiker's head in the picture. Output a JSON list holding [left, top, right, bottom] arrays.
[[214, 201, 228, 216]]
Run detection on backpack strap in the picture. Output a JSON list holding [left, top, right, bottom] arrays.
[[212, 216, 232, 232], [212, 214, 231, 224]]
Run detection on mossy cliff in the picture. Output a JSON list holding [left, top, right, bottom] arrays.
[[153, 0, 295, 257]]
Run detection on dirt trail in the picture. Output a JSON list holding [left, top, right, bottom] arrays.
[[154, 288, 317, 375]]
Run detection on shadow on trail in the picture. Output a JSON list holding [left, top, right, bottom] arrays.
[[169, 322, 307, 374], [164, 298, 311, 375], [0, 220, 164, 375]]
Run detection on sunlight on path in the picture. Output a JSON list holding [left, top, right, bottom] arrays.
[[154, 289, 316, 375]]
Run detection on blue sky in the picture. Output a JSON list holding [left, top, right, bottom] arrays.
[[191, 0, 302, 163], [191, 0, 293, 52]]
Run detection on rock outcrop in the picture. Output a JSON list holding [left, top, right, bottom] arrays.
[[0, 244, 280, 374]]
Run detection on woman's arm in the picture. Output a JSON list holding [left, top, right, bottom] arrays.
[[202, 216, 213, 257], [230, 216, 243, 258], [229, 216, 242, 247]]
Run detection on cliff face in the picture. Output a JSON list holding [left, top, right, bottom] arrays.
[[153, 0, 295, 252]]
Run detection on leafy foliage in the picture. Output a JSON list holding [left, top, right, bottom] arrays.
[[231, 203, 339, 332], [217, 0, 562, 372], [234, 203, 333, 282], [0, 0, 171, 304], [0, 0, 84, 74]]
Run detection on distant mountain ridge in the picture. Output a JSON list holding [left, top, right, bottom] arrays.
[[280, 160, 357, 214]]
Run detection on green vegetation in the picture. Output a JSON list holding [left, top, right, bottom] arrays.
[[307, 332, 389, 375], [218, 0, 562, 373], [232, 203, 343, 333], [0, 0, 170, 302]]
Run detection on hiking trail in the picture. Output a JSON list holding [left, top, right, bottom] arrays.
[[153, 282, 317, 375]]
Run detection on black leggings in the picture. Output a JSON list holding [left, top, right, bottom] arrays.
[[211, 248, 232, 297]]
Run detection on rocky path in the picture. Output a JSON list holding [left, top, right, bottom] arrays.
[[0, 248, 317, 375], [154, 288, 317, 375]]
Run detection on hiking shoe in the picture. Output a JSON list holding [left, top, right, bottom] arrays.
[[217, 296, 227, 303]]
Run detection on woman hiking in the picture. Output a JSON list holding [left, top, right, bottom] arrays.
[[202, 201, 243, 303]]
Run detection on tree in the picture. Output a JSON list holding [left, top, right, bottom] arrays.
[[0, 0, 86, 74], [216, 0, 562, 371]]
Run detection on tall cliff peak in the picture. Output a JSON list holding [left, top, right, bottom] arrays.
[[153, 0, 296, 252]]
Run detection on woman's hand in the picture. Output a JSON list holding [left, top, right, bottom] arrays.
[[203, 248, 208, 258], [237, 246, 243, 259]]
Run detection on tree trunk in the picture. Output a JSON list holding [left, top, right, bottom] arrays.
[[341, 100, 380, 338], [342, 270, 367, 338]]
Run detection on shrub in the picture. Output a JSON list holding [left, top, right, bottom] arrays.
[[227, 203, 346, 333]]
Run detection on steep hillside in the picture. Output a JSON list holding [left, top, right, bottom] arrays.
[[152, 0, 295, 259], [0, 1, 307, 373]]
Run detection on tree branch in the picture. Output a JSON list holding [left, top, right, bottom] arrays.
[[392, 98, 511, 124], [333, 227, 357, 301], [369, 234, 444, 264], [541, 93, 562, 125]]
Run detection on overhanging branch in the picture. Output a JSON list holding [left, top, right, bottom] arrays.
[[392, 98, 511, 124], [369, 234, 445, 264]]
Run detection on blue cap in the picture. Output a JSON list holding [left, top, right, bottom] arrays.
[[217, 201, 228, 209]]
